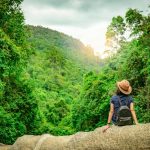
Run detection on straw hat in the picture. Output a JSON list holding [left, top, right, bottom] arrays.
[[117, 80, 132, 95]]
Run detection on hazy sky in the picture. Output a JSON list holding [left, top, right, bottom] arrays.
[[22, 0, 149, 53]]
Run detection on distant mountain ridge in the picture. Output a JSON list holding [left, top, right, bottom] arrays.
[[26, 25, 100, 70], [27, 25, 86, 50]]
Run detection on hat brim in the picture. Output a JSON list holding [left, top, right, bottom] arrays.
[[117, 82, 132, 95]]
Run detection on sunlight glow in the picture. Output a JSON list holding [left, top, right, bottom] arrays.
[[47, 23, 108, 56]]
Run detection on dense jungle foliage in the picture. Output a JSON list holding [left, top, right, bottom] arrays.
[[0, 0, 149, 144]]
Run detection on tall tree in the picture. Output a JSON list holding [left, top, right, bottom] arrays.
[[0, 0, 38, 144]]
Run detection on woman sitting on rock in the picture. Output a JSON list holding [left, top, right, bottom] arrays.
[[103, 79, 138, 132]]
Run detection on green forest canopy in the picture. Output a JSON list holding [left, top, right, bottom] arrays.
[[0, 0, 149, 144]]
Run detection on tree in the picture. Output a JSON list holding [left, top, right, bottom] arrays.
[[0, 0, 38, 144]]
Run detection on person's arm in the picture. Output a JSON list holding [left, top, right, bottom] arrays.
[[103, 103, 114, 132], [130, 102, 138, 125], [107, 103, 114, 124]]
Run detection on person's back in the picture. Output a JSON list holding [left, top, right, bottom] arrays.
[[103, 80, 139, 132], [111, 94, 133, 125]]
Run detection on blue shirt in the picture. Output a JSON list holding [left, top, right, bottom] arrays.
[[110, 94, 133, 123]]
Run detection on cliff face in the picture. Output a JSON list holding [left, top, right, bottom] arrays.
[[1, 124, 150, 150]]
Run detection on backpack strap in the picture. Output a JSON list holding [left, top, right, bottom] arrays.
[[118, 96, 129, 106], [125, 97, 128, 106], [118, 96, 122, 106]]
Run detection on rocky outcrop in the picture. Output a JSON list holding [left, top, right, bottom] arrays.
[[0, 143, 11, 150], [1, 124, 150, 150]]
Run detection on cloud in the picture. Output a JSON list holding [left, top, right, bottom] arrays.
[[22, 0, 149, 27], [21, 0, 149, 51], [22, 0, 149, 11], [22, 2, 111, 27]]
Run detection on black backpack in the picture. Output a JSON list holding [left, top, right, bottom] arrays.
[[116, 96, 133, 126]]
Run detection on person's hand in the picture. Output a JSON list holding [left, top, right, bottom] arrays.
[[103, 125, 110, 133], [135, 122, 139, 125]]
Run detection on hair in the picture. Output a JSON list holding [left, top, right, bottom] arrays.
[[116, 87, 124, 95]]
